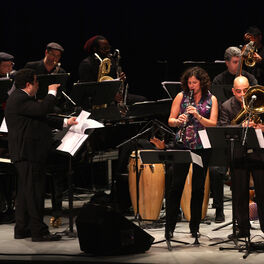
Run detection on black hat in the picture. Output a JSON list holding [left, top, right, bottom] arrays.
[[0, 52, 14, 62], [46, 42, 64, 52]]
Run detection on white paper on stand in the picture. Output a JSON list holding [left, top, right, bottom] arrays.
[[0, 118, 8, 133], [56, 110, 104, 156], [198, 129, 211, 149], [255, 128, 264, 148]]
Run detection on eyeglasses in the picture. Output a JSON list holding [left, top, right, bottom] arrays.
[[234, 88, 248, 94]]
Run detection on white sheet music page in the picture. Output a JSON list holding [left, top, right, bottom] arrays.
[[190, 151, 203, 168], [198, 129, 211, 149], [56, 110, 104, 156], [255, 128, 264, 148], [0, 118, 8, 133]]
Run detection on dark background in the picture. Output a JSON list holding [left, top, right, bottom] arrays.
[[1, 0, 263, 101]]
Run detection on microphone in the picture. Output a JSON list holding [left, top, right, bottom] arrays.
[[248, 95, 257, 108]]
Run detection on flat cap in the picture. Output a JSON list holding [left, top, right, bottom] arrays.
[[0, 52, 14, 62], [46, 42, 64, 52]]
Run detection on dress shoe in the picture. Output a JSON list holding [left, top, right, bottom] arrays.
[[215, 208, 225, 223], [165, 230, 174, 239], [32, 233, 62, 242], [14, 230, 31, 239]]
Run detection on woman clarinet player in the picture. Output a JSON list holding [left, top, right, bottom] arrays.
[[165, 66, 218, 241]]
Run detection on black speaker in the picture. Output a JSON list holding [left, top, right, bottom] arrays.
[[75, 203, 155, 255]]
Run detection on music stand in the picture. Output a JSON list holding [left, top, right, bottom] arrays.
[[0, 78, 13, 103], [36, 73, 70, 100], [71, 80, 121, 121], [161, 81, 182, 99], [203, 126, 261, 258], [139, 149, 203, 251]]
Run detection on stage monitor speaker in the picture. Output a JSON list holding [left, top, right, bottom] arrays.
[[75, 203, 155, 255]]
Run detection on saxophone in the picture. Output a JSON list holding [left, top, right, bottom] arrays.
[[95, 53, 113, 82], [114, 49, 128, 117]]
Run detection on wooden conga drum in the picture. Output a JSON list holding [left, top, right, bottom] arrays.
[[180, 164, 210, 221], [128, 151, 165, 221]]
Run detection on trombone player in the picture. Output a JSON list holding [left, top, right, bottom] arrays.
[[219, 75, 264, 238]]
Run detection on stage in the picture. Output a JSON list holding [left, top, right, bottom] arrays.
[[0, 186, 264, 264]]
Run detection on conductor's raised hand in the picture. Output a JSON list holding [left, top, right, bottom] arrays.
[[48, 83, 61, 92]]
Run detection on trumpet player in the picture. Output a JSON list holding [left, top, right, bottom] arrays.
[[24, 42, 65, 74], [219, 75, 264, 239], [166, 66, 218, 240]]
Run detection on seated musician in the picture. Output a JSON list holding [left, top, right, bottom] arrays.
[[78, 35, 146, 105], [0, 52, 16, 224], [165, 66, 218, 240], [219, 75, 264, 238], [24, 42, 65, 74]]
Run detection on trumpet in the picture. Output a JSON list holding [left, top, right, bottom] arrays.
[[243, 33, 257, 67], [177, 90, 194, 144]]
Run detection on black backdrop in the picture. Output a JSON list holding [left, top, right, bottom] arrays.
[[1, 0, 263, 100]]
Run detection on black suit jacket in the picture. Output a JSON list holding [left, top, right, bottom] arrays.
[[5, 89, 63, 164]]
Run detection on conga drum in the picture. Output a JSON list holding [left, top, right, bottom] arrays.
[[128, 151, 165, 221], [180, 164, 210, 221]]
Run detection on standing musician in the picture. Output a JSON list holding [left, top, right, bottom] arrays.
[[165, 66, 218, 239], [78, 35, 146, 105], [5, 68, 78, 242], [219, 75, 264, 238]]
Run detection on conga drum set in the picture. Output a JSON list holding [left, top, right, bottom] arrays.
[[128, 151, 210, 222]]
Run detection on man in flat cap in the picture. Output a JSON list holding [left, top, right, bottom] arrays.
[[0, 52, 16, 78], [24, 42, 65, 74]]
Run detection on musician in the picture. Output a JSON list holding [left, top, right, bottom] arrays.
[[166, 66, 218, 239], [213, 46, 257, 87], [219, 75, 264, 238], [5, 68, 77, 242], [243, 26, 264, 85], [24, 42, 65, 74], [78, 35, 146, 105]]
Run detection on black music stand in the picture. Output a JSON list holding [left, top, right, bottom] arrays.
[[0, 78, 13, 104], [71, 80, 121, 121], [139, 149, 203, 251], [36, 73, 70, 100], [205, 126, 261, 258], [54, 127, 94, 238]]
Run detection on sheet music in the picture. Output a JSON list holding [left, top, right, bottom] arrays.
[[190, 151, 203, 168], [198, 129, 211, 149], [56, 110, 104, 156], [0, 118, 8, 133], [255, 129, 264, 148]]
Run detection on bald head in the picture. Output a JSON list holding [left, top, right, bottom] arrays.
[[232, 76, 249, 103]]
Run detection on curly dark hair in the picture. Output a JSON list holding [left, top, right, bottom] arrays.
[[180, 66, 211, 97]]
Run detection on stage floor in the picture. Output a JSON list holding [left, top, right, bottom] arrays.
[[0, 186, 264, 264]]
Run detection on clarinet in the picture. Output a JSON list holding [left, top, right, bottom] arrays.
[[177, 90, 194, 144]]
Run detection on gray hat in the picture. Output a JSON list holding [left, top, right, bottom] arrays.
[[0, 52, 14, 62], [46, 42, 64, 52]]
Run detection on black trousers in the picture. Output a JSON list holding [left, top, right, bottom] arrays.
[[165, 149, 211, 233], [232, 150, 264, 234], [209, 166, 226, 209], [14, 161, 49, 238]]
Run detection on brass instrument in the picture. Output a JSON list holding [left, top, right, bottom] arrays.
[[113, 49, 128, 117], [95, 53, 113, 82], [231, 85, 264, 124], [243, 33, 257, 67]]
